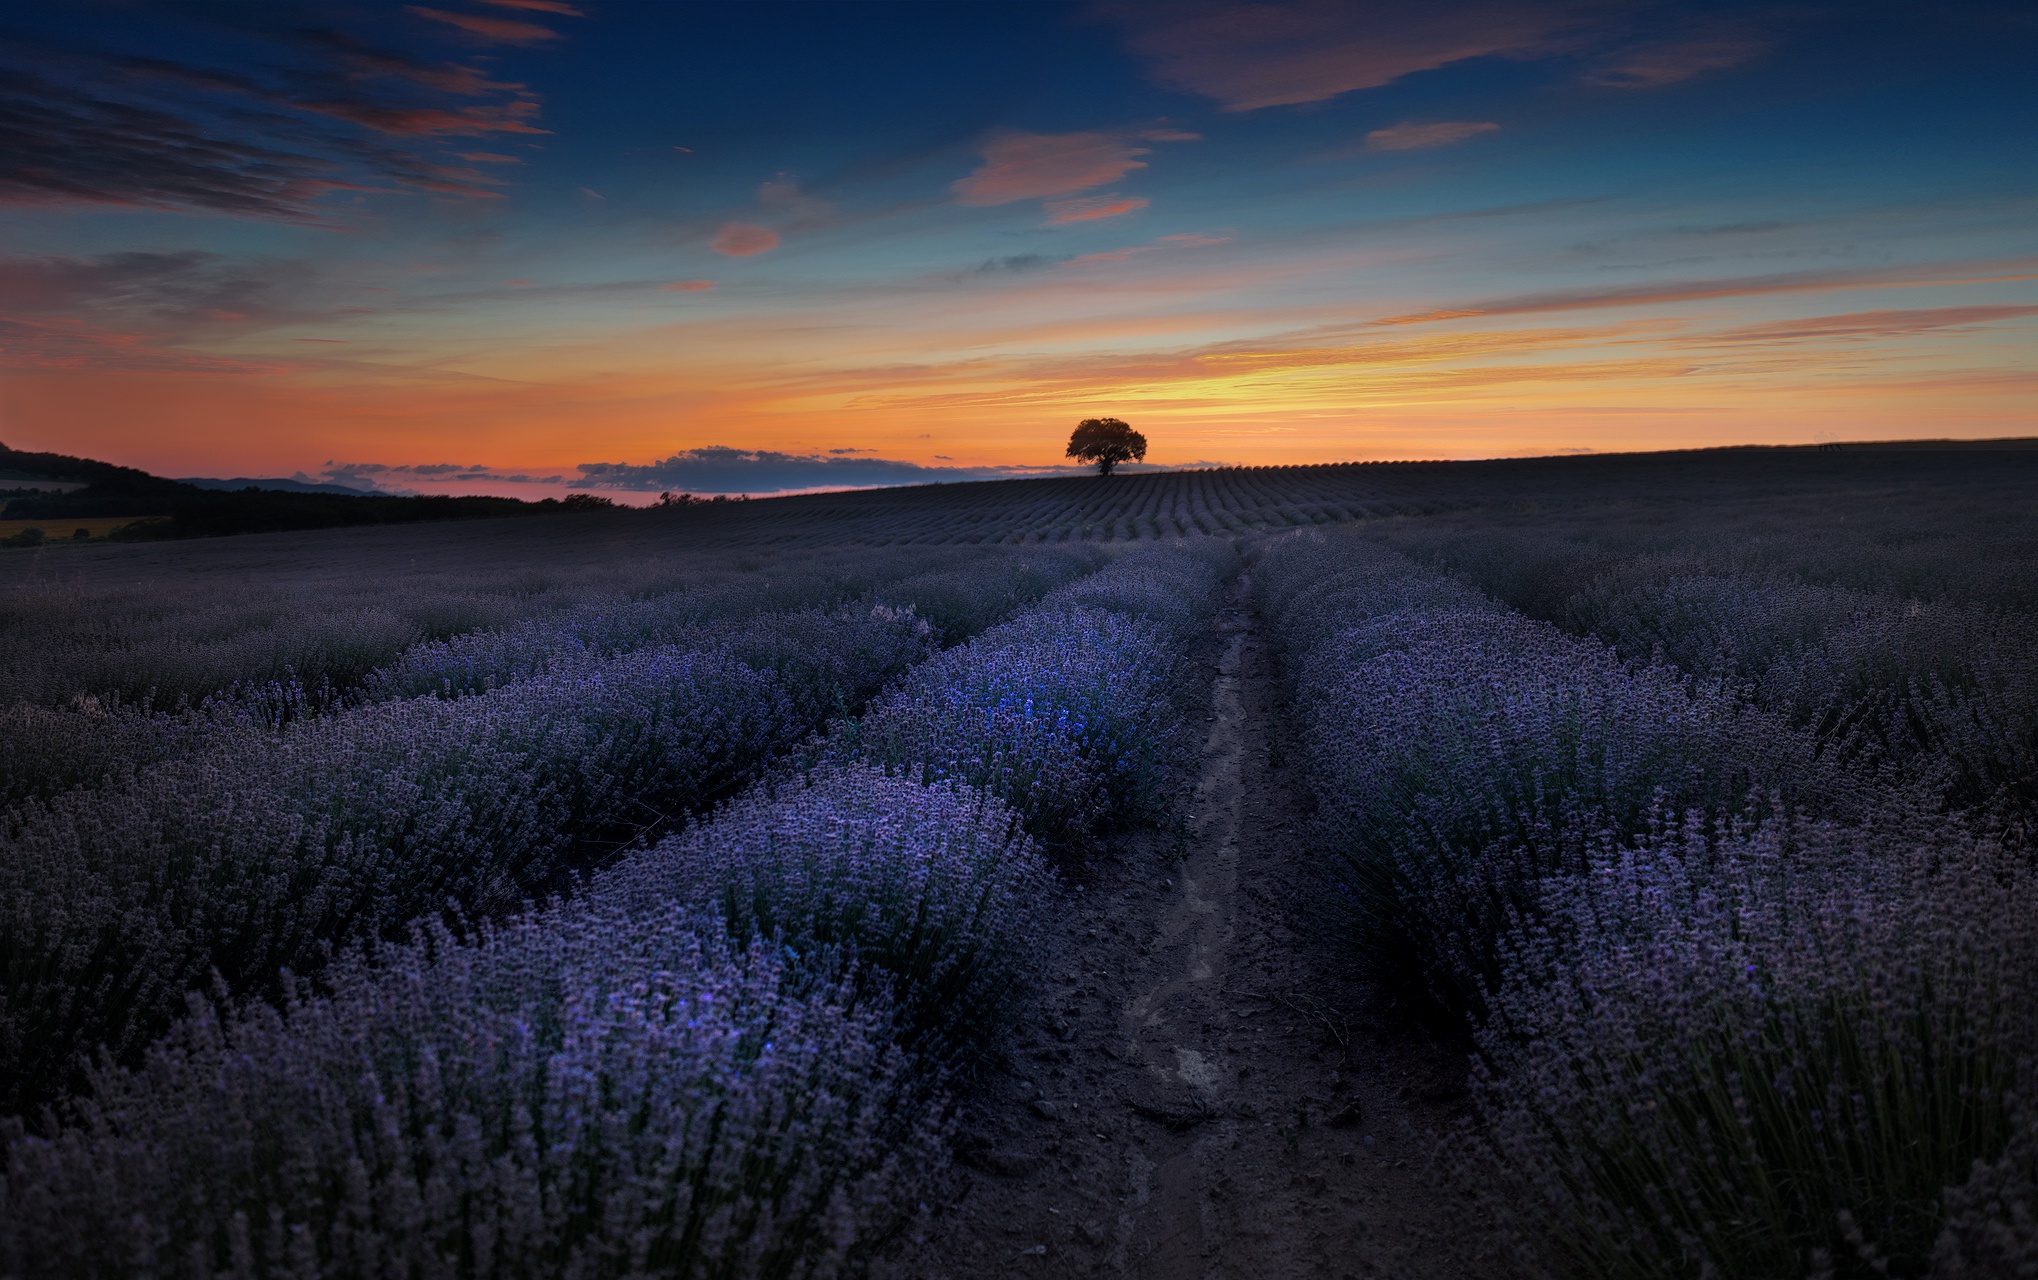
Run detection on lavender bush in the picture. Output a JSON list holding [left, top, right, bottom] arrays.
[[852, 543, 1230, 851], [1377, 488, 2038, 617], [0, 606, 936, 1112], [371, 545, 1098, 701], [1257, 531, 1843, 1018], [1379, 529, 2038, 843], [0, 536, 1122, 1115], [0, 591, 443, 713], [1264, 529, 2038, 1272], [1038, 541, 1235, 641], [1935, 1105, 2038, 1277], [0, 546, 1092, 817], [0, 906, 938, 1279], [0, 638, 1102, 1272], [1469, 815, 2038, 1279], [1564, 563, 2038, 823], [596, 765, 1053, 1067], [869, 549, 1108, 644], [0, 692, 233, 810], [0, 536, 965, 714]]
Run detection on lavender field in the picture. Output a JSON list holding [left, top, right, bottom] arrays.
[[3, 444, 2036, 1278]]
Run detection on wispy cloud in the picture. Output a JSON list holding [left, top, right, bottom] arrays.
[[1064, 248, 1150, 267], [953, 130, 1151, 205], [977, 254, 1062, 273], [1044, 194, 1149, 224], [1105, 3, 1773, 107], [0, 20, 552, 217], [0, 313, 294, 374], [693, 174, 828, 259], [294, 98, 547, 137], [1364, 120, 1500, 151], [1368, 260, 2038, 326], [711, 223, 781, 256], [1706, 304, 2038, 343], [756, 172, 832, 225], [478, 0, 584, 12], [0, 72, 353, 217], [1100, 0, 1592, 111], [0, 249, 315, 325], [1586, 24, 1769, 88], [408, 7, 564, 45], [659, 280, 717, 292], [0, 248, 341, 371], [1058, 231, 1231, 268], [1676, 221, 1792, 237]]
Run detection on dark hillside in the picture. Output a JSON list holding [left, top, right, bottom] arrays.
[[0, 443, 188, 517], [8, 435, 2032, 549], [0, 443, 603, 538]]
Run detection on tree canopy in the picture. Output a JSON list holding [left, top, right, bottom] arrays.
[[1066, 417, 1147, 476]]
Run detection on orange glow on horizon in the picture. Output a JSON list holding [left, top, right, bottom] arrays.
[[5, 245, 2033, 485]]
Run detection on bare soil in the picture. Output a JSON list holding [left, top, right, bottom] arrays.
[[881, 576, 1486, 1279]]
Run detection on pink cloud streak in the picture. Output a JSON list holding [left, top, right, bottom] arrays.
[[478, 0, 583, 12], [712, 224, 780, 257], [953, 130, 1150, 205], [1103, 0, 1588, 111], [1365, 120, 1501, 151], [1044, 195, 1149, 225], [408, 7, 561, 44]]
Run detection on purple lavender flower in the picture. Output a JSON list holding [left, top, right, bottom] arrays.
[[1468, 815, 2038, 1278], [0, 906, 941, 1279], [597, 763, 1054, 1067]]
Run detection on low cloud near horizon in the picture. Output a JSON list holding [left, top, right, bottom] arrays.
[[325, 447, 1223, 497]]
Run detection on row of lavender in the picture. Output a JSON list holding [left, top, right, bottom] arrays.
[[0, 545, 1089, 811], [0, 542, 1230, 1277], [0, 547, 1103, 1114], [1256, 529, 2038, 1279], [1, 540, 906, 713], [1380, 525, 2038, 846]]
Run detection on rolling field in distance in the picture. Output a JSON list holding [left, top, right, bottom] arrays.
[[596, 439, 2038, 548]]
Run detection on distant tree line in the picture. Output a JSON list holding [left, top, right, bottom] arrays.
[[655, 491, 748, 507], [0, 443, 631, 541]]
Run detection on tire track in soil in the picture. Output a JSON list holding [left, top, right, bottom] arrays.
[[881, 573, 1481, 1280]]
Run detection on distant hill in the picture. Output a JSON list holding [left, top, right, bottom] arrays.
[[179, 476, 377, 497], [0, 444, 190, 517], [0, 443, 610, 540]]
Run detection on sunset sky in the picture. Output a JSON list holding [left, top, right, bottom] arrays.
[[1, 1, 2034, 496]]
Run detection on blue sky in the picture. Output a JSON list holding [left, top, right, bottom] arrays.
[[1, 1, 2033, 496]]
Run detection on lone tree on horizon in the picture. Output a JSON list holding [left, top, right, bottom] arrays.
[[1066, 417, 1147, 476]]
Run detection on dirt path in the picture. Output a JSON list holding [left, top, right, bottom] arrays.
[[882, 576, 1480, 1279]]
